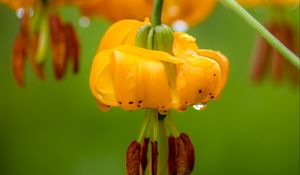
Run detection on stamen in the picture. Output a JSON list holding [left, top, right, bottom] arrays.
[[180, 133, 195, 172], [151, 141, 158, 175], [137, 110, 150, 143], [126, 141, 141, 175], [140, 138, 149, 174], [166, 111, 180, 137]]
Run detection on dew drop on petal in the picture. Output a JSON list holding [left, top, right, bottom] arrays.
[[16, 8, 25, 19], [193, 103, 207, 111], [172, 20, 189, 32], [79, 16, 90, 28]]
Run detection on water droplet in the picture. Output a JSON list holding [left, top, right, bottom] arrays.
[[172, 20, 189, 32], [193, 103, 208, 111], [79, 16, 90, 28], [16, 8, 25, 19]]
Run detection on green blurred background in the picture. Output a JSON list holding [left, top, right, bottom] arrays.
[[0, 3, 299, 175]]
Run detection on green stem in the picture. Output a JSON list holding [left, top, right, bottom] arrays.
[[220, 0, 300, 69], [158, 117, 168, 175], [151, 0, 164, 27]]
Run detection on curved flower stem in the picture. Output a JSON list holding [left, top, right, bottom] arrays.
[[152, 0, 164, 27], [220, 0, 300, 69]]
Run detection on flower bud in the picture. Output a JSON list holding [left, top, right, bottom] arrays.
[[136, 24, 174, 54], [153, 24, 174, 54], [136, 24, 152, 49]]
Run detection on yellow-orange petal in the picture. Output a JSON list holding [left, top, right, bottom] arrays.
[[112, 47, 173, 111], [98, 19, 147, 51], [115, 45, 183, 64], [196, 49, 229, 97], [173, 32, 199, 56], [90, 49, 117, 105], [175, 53, 225, 111]]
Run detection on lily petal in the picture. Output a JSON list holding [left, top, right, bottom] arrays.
[[173, 32, 199, 57], [90, 49, 117, 106], [98, 19, 147, 51], [175, 53, 224, 111], [196, 49, 229, 96], [112, 48, 172, 111]]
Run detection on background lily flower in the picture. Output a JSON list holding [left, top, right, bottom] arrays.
[[237, 0, 299, 7], [0, 0, 80, 86], [237, 0, 299, 85], [74, 0, 216, 30]]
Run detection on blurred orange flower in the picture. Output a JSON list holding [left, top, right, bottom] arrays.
[[0, 0, 80, 86], [237, 0, 299, 7], [76, 0, 216, 28], [237, 0, 299, 85]]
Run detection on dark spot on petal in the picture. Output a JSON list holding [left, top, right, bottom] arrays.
[[118, 101, 122, 104], [106, 105, 110, 108], [185, 101, 188, 104], [129, 101, 134, 104], [163, 110, 167, 113], [209, 93, 212, 95], [161, 106, 165, 108], [137, 104, 141, 108], [211, 96, 214, 99], [138, 100, 142, 103], [198, 89, 202, 93], [213, 73, 216, 76]]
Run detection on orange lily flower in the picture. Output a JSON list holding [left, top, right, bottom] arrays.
[[1, 0, 80, 86], [90, 19, 229, 174], [90, 19, 229, 114], [87, 0, 229, 173], [237, 0, 299, 85]]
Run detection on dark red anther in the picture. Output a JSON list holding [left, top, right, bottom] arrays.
[[12, 33, 26, 87], [180, 133, 195, 172], [64, 23, 80, 73], [175, 137, 188, 175], [168, 136, 176, 175], [140, 138, 149, 175], [49, 15, 67, 80], [126, 141, 141, 175], [151, 141, 158, 175]]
